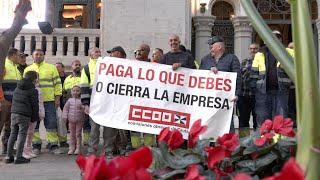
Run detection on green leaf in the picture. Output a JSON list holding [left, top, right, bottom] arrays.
[[203, 170, 216, 179], [237, 153, 278, 172], [149, 147, 168, 171], [172, 148, 189, 157], [231, 146, 242, 156], [278, 138, 296, 147], [191, 139, 210, 163], [240, 131, 261, 148], [166, 153, 201, 169], [158, 169, 185, 180], [243, 141, 276, 156], [193, 139, 210, 153]]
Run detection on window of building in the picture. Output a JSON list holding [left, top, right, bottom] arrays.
[[56, 1, 101, 29], [62, 5, 89, 28]]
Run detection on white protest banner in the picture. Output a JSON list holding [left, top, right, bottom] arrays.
[[90, 57, 237, 139]]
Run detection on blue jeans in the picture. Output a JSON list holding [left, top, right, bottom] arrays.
[[255, 90, 288, 127], [33, 102, 59, 149]]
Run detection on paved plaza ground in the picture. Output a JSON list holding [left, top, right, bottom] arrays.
[[0, 116, 244, 180], [0, 122, 82, 180]]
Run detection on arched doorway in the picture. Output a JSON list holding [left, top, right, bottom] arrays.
[[253, 0, 318, 47], [211, 1, 235, 53]]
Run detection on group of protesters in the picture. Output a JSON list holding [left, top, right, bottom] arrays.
[[0, 31, 295, 164]]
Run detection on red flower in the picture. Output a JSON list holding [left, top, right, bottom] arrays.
[[168, 130, 185, 150], [184, 164, 206, 180], [225, 166, 233, 173], [262, 158, 304, 180], [82, 154, 110, 180], [251, 153, 258, 160], [188, 119, 208, 149], [206, 146, 228, 170], [233, 173, 251, 180], [128, 146, 153, 169], [76, 153, 86, 172], [260, 120, 273, 134], [254, 132, 275, 146], [76, 146, 153, 180], [216, 132, 239, 153], [158, 127, 171, 142], [272, 116, 295, 137], [213, 168, 228, 180]]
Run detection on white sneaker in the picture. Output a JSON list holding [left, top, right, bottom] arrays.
[[23, 152, 32, 159], [28, 152, 37, 158], [74, 148, 80, 155], [68, 149, 74, 155]]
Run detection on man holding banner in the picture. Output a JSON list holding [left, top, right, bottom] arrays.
[[89, 56, 238, 143], [199, 36, 241, 132], [80, 47, 116, 158]]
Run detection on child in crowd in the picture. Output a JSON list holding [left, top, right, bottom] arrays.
[[23, 72, 45, 159], [6, 71, 39, 164], [63, 85, 85, 155]]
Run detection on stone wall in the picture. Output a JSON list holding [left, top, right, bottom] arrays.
[[101, 0, 192, 59]]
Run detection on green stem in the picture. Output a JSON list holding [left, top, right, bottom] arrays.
[[240, 0, 295, 82], [305, 146, 320, 180], [289, 0, 320, 176], [240, 0, 320, 178]]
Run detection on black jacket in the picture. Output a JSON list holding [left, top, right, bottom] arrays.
[[11, 78, 39, 122], [160, 51, 196, 69]]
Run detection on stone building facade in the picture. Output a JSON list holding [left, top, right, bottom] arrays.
[[1, 0, 319, 73]]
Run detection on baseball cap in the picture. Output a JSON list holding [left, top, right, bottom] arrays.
[[207, 36, 224, 45], [107, 46, 126, 57], [20, 52, 29, 57], [272, 30, 282, 36]]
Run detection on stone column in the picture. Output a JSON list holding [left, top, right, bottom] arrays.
[[46, 36, 54, 56], [78, 37, 85, 56], [193, 16, 216, 64], [89, 37, 96, 49], [67, 37, 75, 56], [24, 36, 32, 55], [35, 36, 42, 49], [14, 35, 22, 50], [232, 16, 253, 61], [56, 36, 64, 56], [316, 18, 320, 79]]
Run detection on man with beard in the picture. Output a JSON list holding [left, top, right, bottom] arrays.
[[63, 60, 82, 100]]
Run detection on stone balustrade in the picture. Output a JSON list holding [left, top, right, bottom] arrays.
[[0, 28, 100, 68]]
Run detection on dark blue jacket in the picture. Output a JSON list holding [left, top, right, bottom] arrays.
[[199, 53, 242, 96]]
